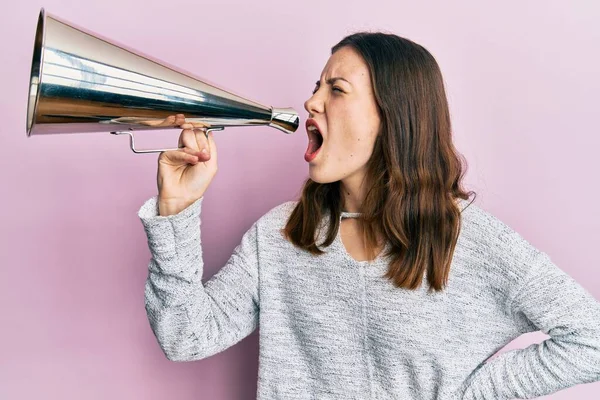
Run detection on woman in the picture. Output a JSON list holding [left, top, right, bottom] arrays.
[[138, 32, 600, 399]]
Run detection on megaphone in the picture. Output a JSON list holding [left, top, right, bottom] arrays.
[[26, 8, 300, 153]]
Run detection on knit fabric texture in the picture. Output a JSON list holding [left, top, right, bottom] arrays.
[[138, 195, 600, 399]]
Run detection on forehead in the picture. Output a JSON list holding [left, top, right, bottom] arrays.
[[321, 46, 370, 82]]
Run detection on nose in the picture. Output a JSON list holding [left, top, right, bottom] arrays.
[[304, 91, 324, 116]]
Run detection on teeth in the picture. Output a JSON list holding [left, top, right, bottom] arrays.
[[308, 125, 318, 132]]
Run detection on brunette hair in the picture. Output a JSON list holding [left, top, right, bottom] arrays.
[[283, 32, 476, 292]]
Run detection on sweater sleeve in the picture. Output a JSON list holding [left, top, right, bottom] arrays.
[[459, 230, 600, 399], [137, 195, 260, 362]]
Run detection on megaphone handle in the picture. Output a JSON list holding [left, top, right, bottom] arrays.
[[111, 127, 224, 154]]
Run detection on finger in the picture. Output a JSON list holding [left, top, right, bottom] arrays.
[[155, 115, 176, 127], [193, 129, 210, 160], [161, 149, 199, 165], [138, 119, 161, 126], [180, 121, 207, 130], [206, 130, 218, 164], [178, 146, 201, 157], [178, 128, 201, 152], [190, 121, 208, 129], [174, 114, 186, 126]]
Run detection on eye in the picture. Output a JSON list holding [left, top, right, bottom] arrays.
[[311, 85, 344, 95]]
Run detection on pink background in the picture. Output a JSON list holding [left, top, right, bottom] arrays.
[[1, 0, 599, 399]]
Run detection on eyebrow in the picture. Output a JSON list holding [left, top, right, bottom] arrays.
[[314, 77, 351, 86]]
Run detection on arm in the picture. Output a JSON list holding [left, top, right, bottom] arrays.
[[460, 235, 600, 399], [138, 195, 260, 362]]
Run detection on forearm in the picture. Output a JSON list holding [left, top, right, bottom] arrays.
[[460, 251, 600, 399], [138, 195, 260, 361], [461, 335, 600, 399]]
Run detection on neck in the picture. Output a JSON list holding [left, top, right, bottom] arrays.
[[340, 172, 368, 213]]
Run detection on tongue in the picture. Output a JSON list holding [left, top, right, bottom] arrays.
[[306, 139, 321, 155]]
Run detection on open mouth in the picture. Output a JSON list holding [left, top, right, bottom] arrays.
[[305, 124, 323, 162], [306, 125, 323, 154]]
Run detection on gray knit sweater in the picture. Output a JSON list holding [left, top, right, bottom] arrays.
[[138, 195, 600, 399]]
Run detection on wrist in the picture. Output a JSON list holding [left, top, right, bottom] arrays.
[[158, 196, 195, 216]]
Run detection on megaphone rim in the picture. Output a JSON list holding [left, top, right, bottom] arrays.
[[26, 7, 46, 137]]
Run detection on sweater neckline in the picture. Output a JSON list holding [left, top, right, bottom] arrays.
[[341, 211, 363, 218], [327, 197, 473, 274], [333, 211, 392, 274]]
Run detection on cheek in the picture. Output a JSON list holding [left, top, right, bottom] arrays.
[[324, 135, 371, 170], [345, 141, 372, 163], [339, 120, 376, 160], [325, 103, 379, 163]]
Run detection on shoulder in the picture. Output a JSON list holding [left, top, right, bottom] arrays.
[[255, 199, 299, 229], [459, 199, 507, 237], [458, 199, 546, 285], [245, 200, 299, 248]]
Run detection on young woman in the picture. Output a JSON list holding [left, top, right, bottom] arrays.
[[138, 32, 600, 399]]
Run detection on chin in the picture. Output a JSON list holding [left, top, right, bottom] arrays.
[[308, 169, 338, 185]]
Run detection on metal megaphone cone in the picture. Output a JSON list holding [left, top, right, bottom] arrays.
[[26, 8, 299, 153]]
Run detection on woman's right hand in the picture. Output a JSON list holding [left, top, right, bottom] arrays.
[[156, 114, 218, 216]]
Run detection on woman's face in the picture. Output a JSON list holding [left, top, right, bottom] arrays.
[[303, 46, 381, 184]]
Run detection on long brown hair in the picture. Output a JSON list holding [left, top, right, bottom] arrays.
[[283, 32, 476, 292]]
